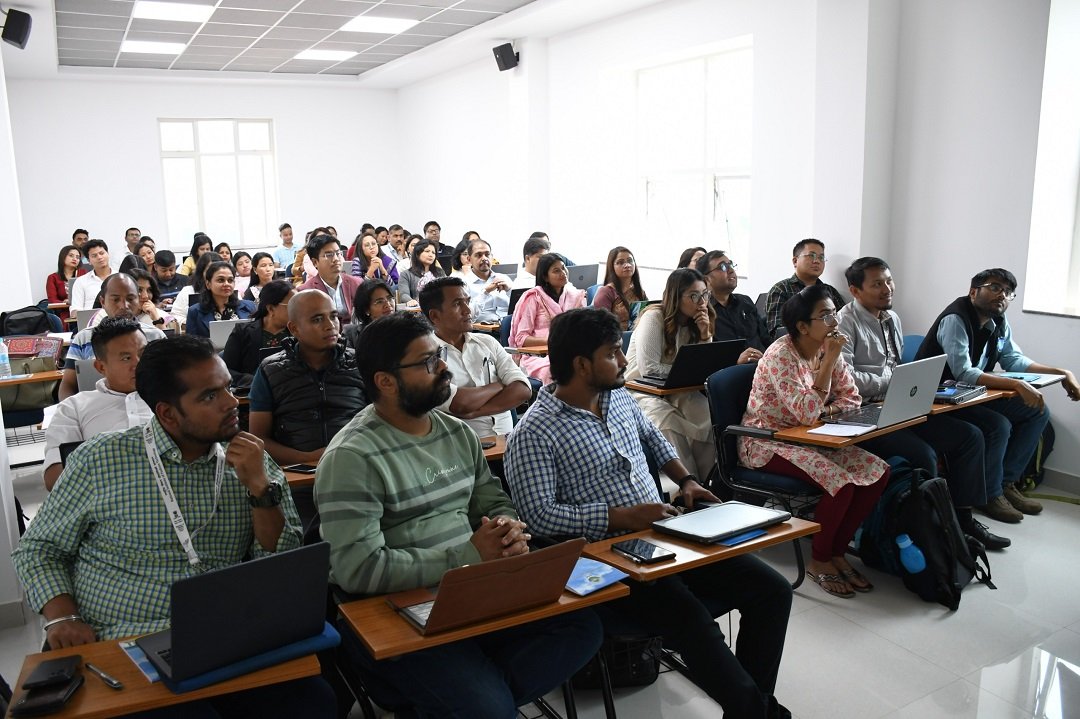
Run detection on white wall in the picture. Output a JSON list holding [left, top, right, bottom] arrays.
[[8, 77, 400, 295]]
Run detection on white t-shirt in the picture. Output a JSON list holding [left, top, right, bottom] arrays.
[[44, 378, 153, 470]]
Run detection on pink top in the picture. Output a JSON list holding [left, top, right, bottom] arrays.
[[509, 286, 586, 384]]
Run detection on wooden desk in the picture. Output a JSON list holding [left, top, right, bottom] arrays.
[[930, 389, 1012, 414], [339, 583, 629, 661], [48, 302, 69, 311], [479, 435, 505, 462], [583, 519, 819, 582], [0, 369, 64, 387], [471, 322, 500, 333], [512, 346, 547, 356], [284, 469, 314, 489], [625, 379, 704, 397], [6, 641, 320, 719], [771, 416, 926, 448]]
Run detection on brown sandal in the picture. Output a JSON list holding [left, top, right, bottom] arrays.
[[806, 571, 855, 598], [839, 567, 873, 593]]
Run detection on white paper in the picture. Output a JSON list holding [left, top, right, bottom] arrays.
[[807, 423, 876, 437]]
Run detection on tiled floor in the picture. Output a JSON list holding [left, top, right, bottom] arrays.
[[4, 455, 1079, 719]]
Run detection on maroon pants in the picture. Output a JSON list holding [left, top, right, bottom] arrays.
[[762, 454, 889, 563]]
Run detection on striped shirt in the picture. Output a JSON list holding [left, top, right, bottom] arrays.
[[504, 385, 677, 542], [12, 418, 301, 640]]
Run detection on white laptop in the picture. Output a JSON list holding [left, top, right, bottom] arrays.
[[209, 319, 251, 351], [826, 354, 948, 429], [75, 358, 103, 392], [992, 371, 1065, 388]]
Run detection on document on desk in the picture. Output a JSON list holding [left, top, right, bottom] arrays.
[[806, 423, 876, 437], [565, 557, 628, 596]]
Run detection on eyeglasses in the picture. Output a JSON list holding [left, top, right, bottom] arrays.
[[371, 297, 395, 308], [393, 345, 447, 374], [614, 259, 636, 267], [683, 291, 709, 304], [800, 252, 826, 262], [707, 261, 738, 275], [319, 250, 344, 260], [812, 313, 839, 327], [975, 283, 1017, 301]]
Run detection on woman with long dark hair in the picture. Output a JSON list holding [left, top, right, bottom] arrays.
[[244, 252, 277, 302], [179, 233, 213, 276], [222, 279, 294, 385], [171, 251, 217, 328], [342, 280, 395, 352], [398, 240, 445, 305], [351, 233, 398, 286], [46, 245, 86, 322], [185, 261, 256, 337], [509, 254, 586, 383], [592, 246, 647, 330]]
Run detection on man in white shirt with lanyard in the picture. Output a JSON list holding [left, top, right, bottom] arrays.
[[298, 233, 361, 318]]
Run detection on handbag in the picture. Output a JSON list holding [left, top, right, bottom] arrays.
[[0, 336, 63, 411]]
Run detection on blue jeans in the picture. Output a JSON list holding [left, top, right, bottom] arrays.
[[957, 396, 1050, 497], [338, 609, 602, 719]]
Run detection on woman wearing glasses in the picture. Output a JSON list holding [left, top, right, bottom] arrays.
[[625, 268, 716, 480], [592, 246, 648, 331], [739, 284, 890, 599], [344, 280, 395, 353]]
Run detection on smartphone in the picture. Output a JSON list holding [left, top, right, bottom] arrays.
[[480, 441, 496, 449], [611, 538, 676, 564], [22, 655, 81, 690], [284, 464, 317, 474]]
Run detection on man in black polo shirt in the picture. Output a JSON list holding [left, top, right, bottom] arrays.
[[696, 250, 767, 363], [764, 238, 846, 338]]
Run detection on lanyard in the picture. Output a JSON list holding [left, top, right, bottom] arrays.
[[142, 424, 225, 566]]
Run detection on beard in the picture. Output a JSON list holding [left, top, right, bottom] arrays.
[[596, 368, 626, 392], [398, 369, 453, 417]]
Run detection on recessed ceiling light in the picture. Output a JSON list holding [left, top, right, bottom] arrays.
[[294, 49, 357, 62], [339, 16, 419, 34], [131, 1, 214, 23], [120, 40, 187, 54]]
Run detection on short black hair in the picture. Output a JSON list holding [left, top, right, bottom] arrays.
[[388, 224, 403, 233], [72, 228, 89, 240], [136, 335, 217, 412], [845, 257, 890, 289], [356, 313, 434, 401], [523, 236, 551, 261], [792, 238, 824, 258], [782, 284, 834, 338], [307, 234, 339, 258], [83, 239, 108, 257], [155, 249, 176, 267], [90, 316, 142, 359], [548, 308, 622, 385], [970, 268, 1017, 292], [375, 226, 388, 235], [423, 220, 441, 233], [279, 222, 291, 232], [694, 250, 728, 275], [231, 251, 251, 268], [419, 276, 466, 318], [252, 279, 293, 321], [126, 227, 140, 235]]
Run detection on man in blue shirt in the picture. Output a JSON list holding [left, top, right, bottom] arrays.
[[915, 268, 1079, 523]]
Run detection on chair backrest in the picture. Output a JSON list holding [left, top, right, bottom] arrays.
[[705, 363, 758, 473], [499, 314, 513, 347], [901, 334, 924, 364], [755, 292, 768, 315], [59, 441, 84, 467], [0, 306, 51, 336], [586, 284, 601, 305], [621, 330, 632, 354]]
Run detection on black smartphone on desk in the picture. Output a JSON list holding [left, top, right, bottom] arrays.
[[22, 655, 81, 690], [611, 538, 676, 564]]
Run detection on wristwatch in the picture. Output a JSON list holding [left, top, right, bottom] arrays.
[[152, 317, 165, 325], [247, 482, 283, 508]]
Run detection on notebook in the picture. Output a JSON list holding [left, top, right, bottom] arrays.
[[632, 339, 747, 389], [208, 318, 251, 351], [826, 354, 947, 428], [992, 371, 1066, 388], [386, 538, 586, 635], [136, 543, 336, 692], [652, 502, 791, 544]]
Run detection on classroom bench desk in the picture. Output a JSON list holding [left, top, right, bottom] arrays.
[[624, 380, 705, 397], [770, 416, 926, 448], [0, 369, 65, 387], [929, 388, 1012, 414]]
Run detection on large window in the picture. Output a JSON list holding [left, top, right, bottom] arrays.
[[158, 119, 279, 250], [636, 43, 753, 272]]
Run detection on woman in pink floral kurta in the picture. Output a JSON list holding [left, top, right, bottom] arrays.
[[509, 254, 585, 384], [740, 285, 889, 598]]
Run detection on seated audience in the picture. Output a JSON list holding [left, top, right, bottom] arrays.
[[124, 267, 178, 332], [915, 267, 1079, 521], [510, 254, 586, 384], [152, 249, 188, 306], [462, 239, 511, 322], [342, 279, 395, 352], [244, 251, 277, 302], [13, 336, 332, 716], [178, 232, 213, 276], [696, 250, 769, 357], [398, 239, 446, 306], [837, 257, 1009, 549], [505, 308, 792, 718], [43, 317, 153, 490], [740, 285, 890, 597], [171, 252, 217, 327], [232, 251, 253, 297], [185, 261, 257, 337], [450, 238, 473, 279], [274, 222, 297, 269], [46, 244, 86, 322], [122, 226, 141, 257], [625, 268, 717, 479], [421, 278, 530, 436], [60, 274, 167, 400], [300, 226, 334, 280], [422, 219, 455, 256], [397, 233, 422, 274], [298, 234, 361, 316], [764, 239, 846, 338], [315, 312, 601, 717], [117, 240, 153, 275], [222, 279, 294, 387], [511, 235, 551, 289], [677, 246, 707, 269], [215, 242, 232, 263], [384, 224, 408, 265], [351, 232, 398, 286], [69, 239, 113, 313], [592, 246, 647, 331], [71, 228, 91, 270]]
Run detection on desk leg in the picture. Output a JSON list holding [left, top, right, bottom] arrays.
[[596, 651, 617, 719]]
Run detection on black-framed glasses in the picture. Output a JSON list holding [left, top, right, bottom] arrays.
[[812, 313, 839, 327], [683, 291, 709, 304], [393, 345, 447, 374], [707, 261, 738, 275], [975, 283, 1017, 301]]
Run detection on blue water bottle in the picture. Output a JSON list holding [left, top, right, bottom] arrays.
[[0, 338, 10, 378], [896, 533, 926, 574]]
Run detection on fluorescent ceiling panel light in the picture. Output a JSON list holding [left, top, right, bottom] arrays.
[[131, 1, 215, 23], [120, 40, 187, 54], [294, 49, 357, 61], [339, 16, 419, 34]]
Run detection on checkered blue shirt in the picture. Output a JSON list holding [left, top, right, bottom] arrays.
[[504, 384, 677, 541]]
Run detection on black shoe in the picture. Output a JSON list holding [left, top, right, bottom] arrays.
[[962, 517, 1011, 550]]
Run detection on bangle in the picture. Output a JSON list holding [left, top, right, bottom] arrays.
[[43, 614, 82, 631], [812, 384, 828, 393]]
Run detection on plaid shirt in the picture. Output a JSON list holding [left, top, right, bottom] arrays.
[[504, 385, 677, 541], [12, 418, 301, 640], [764, 274, 846, 338]]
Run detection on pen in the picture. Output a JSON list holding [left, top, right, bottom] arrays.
[[85, 662, 124, 690]]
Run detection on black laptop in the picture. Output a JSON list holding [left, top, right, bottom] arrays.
[[633, 339, 747, 389], [507, 288, 529, 314]]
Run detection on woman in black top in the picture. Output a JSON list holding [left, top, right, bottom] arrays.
[[222, 279, 294, 387]]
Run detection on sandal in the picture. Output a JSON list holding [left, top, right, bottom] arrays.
[[806, 571, 855, 598], [838, 567, 874, 593]]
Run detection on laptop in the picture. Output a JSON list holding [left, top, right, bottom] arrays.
[[136, 543, 334, 691], [633, 339, 747, 390], [386, 538, 586, 635], [652, 501, 791, 544], [74, 358, 103, 392], [209, 318, 251, 351], [992, 371, 1066, 388], [507, 287, 529, 315], [568, 264, 599, 290], [495, 262, 518, 279], [827, 354, 947, 428]]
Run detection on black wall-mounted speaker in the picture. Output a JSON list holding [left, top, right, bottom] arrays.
[[492, 43, 518, 72], [2, 8, 31, 49]]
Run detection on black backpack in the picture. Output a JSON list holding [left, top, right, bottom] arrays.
[[0, 305, 51, 336], [856, 458, 994, 610]]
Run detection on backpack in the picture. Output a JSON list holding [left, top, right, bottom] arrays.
[[1018, 420, 1055, 492], [0, 305, 51, 336], [856, 458, 994, 610]]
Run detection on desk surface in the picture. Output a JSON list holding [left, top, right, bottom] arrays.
[[772, 416, 926, 448], [339, 583, 629, 661], [625, 379, 704, 397], [0, 369, 64, 387], [513, 345, 547, 356], [583, 518, 820, 582], [471, 322, 500, 333], [6, 641, 320, 719]]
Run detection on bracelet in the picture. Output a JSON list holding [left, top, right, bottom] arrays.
[[811, 384, 828, 393], [42, 614, 82, 631]]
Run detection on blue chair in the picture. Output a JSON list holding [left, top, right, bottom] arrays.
[[499, 314, 513, 347], [705, 364, 822, 589], [586, 284, 601, 305], [901, 334, 923, 364]]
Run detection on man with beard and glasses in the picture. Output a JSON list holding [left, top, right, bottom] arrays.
[[505, 308, 793, 719], [916, 268, 1079, 523], [315, 312, 602, 718], [13, 336, 335, 718]]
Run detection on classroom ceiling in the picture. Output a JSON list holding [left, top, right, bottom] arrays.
[[52, 0, 536, 75]]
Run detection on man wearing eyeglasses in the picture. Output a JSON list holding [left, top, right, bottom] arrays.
[[764, 239, 846, 339], [915, 268, 1079, 523], [696, 250, 769, 362], [298, 233, 362, 317]]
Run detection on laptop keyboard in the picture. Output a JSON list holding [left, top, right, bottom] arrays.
[[831, 404, 882, 425], [407, 600, 435, 627]]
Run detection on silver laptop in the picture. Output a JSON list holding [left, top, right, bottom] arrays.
[[75, 311, 95, 333], [568, 264, 600, 289], [992, 371, 1065, 388], [209, 319, 251, 351], [827, 354, 947, 428], [75, 358, 103, 392], [652, 502, 791, 544]]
